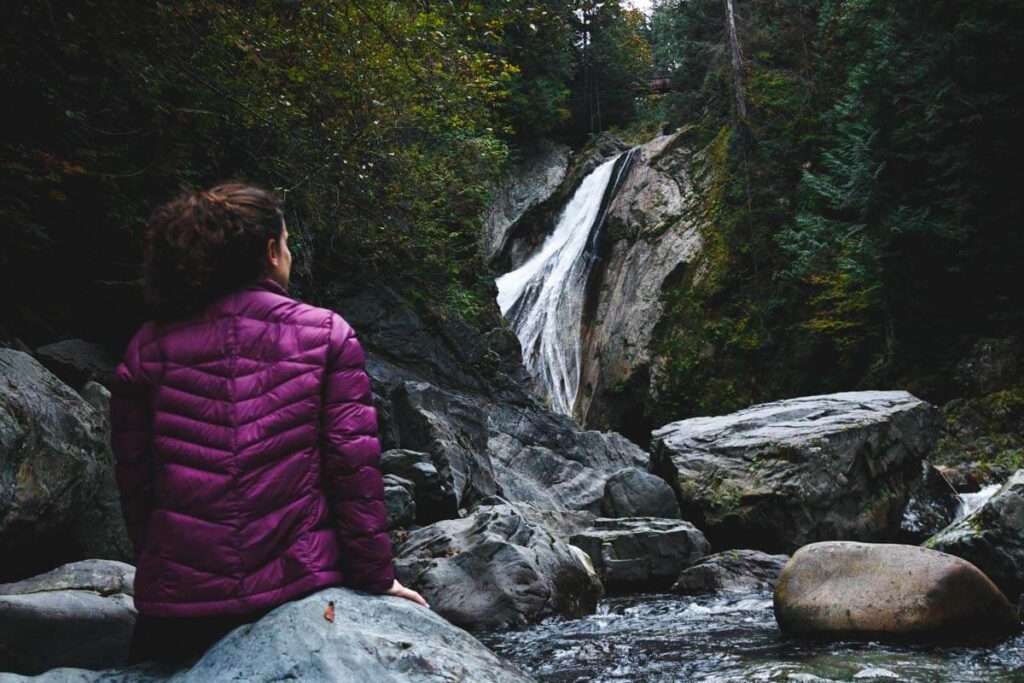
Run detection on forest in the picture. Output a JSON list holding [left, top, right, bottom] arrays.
[[3, 0, 1021, 421]]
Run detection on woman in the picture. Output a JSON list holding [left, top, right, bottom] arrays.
[[109, 182, 427, 665]]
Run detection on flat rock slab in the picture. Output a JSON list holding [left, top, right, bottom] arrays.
[[774, 541, 1021, 643], [1, 587, 532, 683], [651, 390, 939, 553], [672, 549, 789, 594], [570, 517, 708, 591], [0, 561, 137, 675]]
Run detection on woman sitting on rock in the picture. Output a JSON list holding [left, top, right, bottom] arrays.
[[109, 182, 427, 665]]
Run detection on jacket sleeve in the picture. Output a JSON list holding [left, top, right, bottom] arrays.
[[109, 330, 154, 555], [320, 313, 396, 594]]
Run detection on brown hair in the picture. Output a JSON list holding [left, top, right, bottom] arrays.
[[143, 182, 284, 320]]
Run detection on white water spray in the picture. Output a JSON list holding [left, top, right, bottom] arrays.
[[496, 152, 631, 415]]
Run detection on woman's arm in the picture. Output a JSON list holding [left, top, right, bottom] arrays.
[[109, 331, 154, 555], [319, 313, 396, 594]]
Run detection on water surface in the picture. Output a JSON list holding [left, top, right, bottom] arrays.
[[480, 592, 1024, 682]]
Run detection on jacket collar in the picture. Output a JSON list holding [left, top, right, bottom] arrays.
[[245, 276, 290, 297]]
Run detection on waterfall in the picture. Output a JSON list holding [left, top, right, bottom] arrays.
[[496, 150, 634, 416]]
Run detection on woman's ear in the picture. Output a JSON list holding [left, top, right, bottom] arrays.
[[266, 236, 280, 267]]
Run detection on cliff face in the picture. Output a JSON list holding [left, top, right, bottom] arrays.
[[485, 130, 709, 443], [577, 131, 705, 443]]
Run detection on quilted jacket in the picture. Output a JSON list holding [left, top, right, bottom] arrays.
[[109, 276, 395, 617]]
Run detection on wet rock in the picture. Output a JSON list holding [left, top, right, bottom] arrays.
[[380, 449, 455, 524], [651, 391, 940, 554], [9, 587, 532, 683], [926, 469, 1024, 602], [898, 463, 960, 544], [394, 501, 602, 630], [569, 517, 708, 591], [34, 339, 118, 391], [0, 349, 130, 581], [0, 560, 137, 675], [774, 541, 1020, 643], [672, 549, 789, 594], [382, 474, 416, 530]]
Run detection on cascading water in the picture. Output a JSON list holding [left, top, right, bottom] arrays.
[[496, 150, 634, 415]]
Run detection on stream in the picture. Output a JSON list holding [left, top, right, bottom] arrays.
[[480, 591, 1024, 682]]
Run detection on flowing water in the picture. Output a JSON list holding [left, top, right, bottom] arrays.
[[480, 592, 1024, 682], [956, 483, 1002, 519], [496, 151, 634, 415]]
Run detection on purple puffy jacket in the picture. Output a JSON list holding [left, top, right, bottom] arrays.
[[109, 276, 395, 617]]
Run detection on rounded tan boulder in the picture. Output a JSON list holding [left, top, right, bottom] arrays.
[[774, 541, 1021, 643]]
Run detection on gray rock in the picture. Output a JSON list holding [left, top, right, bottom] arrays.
[[34, 339, 118, 391], [382, 474, 416, 529], [0, 349, 130, 581], [570, 517, 708, 591], [6, 587, 532, 683], [483, 140, 571, 265], [394, 501, 602, 630], [0, 561, 137, 675], [651, 390, 940, 554], [898, 462, 961, 544], [954, 335, 1022, 397], [672, 549, 789, 594], [774, 541, 1021, 643], [576, 130, 703, 440], [601, 467, 680, 519], [925, 469, 1024, 603], [380, 449, 457, 524], [79, 381, 111, 416]]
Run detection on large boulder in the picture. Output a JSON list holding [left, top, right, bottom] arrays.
[[34, 339, 118, 391], [392, 380, 675, 518], [0, 349, 130, 581], [569, 517, 708, 591], [650, 391, 940, 554], [0, 560, 137, 675], [774, 541, 1021, 643], [925, 469, 1024, 602], [394, 501, 602, 630], [672, 549, 789, 595], [2, 587, 532, 683]]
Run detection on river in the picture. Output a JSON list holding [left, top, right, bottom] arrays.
[[480, 592, 1024, 682]]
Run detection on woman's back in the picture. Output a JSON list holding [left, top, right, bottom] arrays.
[[110, 275, 395, 617]]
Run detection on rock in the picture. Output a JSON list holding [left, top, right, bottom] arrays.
[[651, 390, 940, 554], [34, 339, 118, 391], [672, 549, 789, 594], [392, 379, 672, 518], [931, 385, 1024, 474], [569, 517, 708, 591], [0, 349, 130, 581], [380, 449, 457, 524], [954, 335, 1022, 397], [774, 541, 1021, 643], [483, 140, 571, 265], [0, 560, 137, 675], [394, 501, 602, 630], [8, 587, 533, 683], [382, 474, 416, 530], [898, 463, 960, 544], [600, 467, 680, 519], [925, 469, 1024, 603], [576, 130, 703, 442], [79, 381, 111, 416]]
